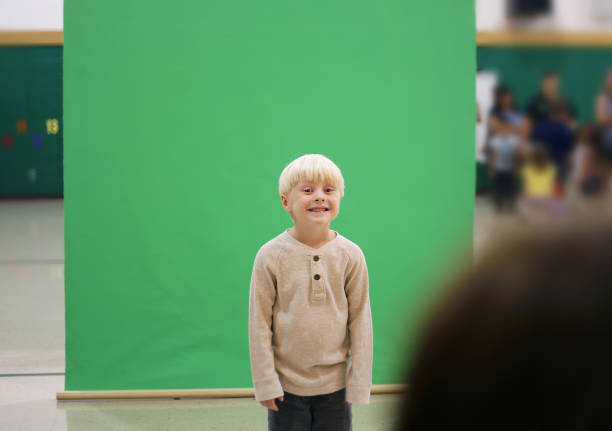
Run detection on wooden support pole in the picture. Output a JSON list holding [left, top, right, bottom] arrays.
[[57, 384, 407, 401]]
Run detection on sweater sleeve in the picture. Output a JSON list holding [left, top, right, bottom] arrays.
[[248, 247, 284, 402], [344, 248, 373, 404]]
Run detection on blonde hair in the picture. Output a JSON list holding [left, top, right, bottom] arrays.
[[279, 154, 345, 198]]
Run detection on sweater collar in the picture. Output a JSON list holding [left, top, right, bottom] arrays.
[[282, 229, 340, 252]]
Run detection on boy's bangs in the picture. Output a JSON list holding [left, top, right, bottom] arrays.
[[295, 167, 342, 189], [279, 154, 345, 197]]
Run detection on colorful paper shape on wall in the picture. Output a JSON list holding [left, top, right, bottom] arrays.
[[2, 135, 14, 149], [46, 119, 59, 135], [17, 120, 27, 134], [32, 134, 44, 148]]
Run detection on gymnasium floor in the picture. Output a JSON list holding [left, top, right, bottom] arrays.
[[0, 198, 500, 430]]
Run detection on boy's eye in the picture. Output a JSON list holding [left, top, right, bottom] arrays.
[[325, 188, 334, 193], [303, 188, 311, 193]]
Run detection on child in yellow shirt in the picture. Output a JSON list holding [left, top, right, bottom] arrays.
[[522, 146, 557, 198], [520, 146, 562, 221]]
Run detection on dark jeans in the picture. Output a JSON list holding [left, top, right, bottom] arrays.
[[268, 388, 352, 431], [492, 171, 517, 212]]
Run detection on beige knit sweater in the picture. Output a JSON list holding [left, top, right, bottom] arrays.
[[248, 229, 373, 405]]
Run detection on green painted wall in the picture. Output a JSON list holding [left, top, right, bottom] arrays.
[[478, 47, 612, 123], [64, 1, 475, 390], [0, 47, 63, 196]]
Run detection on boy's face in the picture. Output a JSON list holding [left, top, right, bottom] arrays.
[[281, 180, 341, 227]]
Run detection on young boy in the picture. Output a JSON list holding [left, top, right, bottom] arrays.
[[248, 154, 373, 431]]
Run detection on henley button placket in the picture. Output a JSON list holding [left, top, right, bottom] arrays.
[[311, 255, 325, 302]]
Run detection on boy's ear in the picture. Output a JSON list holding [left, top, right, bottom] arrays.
[[280, 194, 290, 212]]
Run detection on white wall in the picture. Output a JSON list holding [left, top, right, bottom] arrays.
[[0, 0, 63, 30], [476, 72, 498, 162], [3, 0, 612, 33], [476, 0, 612, 31], [556, 0, 612, 31], [476, 0, 506, 31]]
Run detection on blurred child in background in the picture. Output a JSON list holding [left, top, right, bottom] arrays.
[[487, 86, 526, 213], [569, 125, 612, 214], [595, 70, 612, 206], [520, 146, 560, 221], [489, 117, 521, 213], [488, 85, 528, 140], [522, 146, 556, 198], [595, 69, 612, 160], [569, 125, 602, 198]]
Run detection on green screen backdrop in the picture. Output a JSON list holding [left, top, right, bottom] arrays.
[[64, 1, 475, 390]]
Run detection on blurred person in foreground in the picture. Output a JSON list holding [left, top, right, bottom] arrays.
[[395, 221, 612, 430]]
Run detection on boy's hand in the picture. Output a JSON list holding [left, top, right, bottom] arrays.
[[260, 395, 284, 411]]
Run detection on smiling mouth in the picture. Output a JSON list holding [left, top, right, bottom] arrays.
[[308, 208, 329, 212]]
